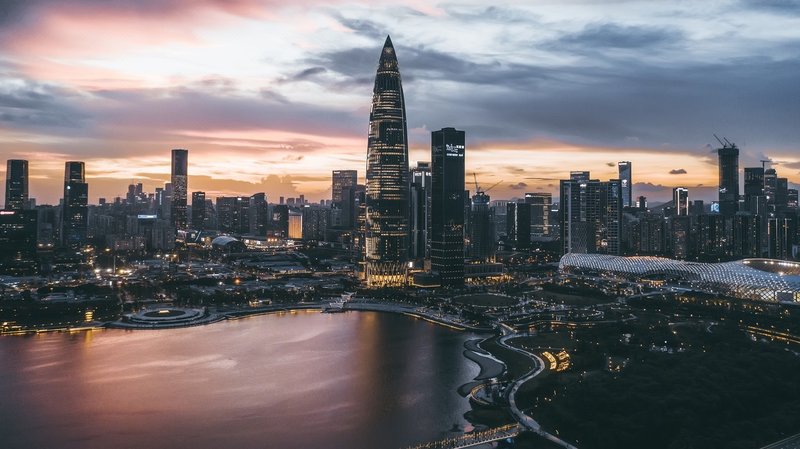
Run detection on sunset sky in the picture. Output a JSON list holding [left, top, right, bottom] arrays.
[[1, 0, 799, 205]]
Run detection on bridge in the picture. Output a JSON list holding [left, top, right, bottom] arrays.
[[405, 424, 519, 449]]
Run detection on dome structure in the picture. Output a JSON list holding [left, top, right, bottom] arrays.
[[559, 253, 800, 303]]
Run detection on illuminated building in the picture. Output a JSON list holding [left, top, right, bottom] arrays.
[[62, 161, 88, 248], [250, 193, 268, 236], [216, 196, 250, 234], [171, 149, 188, 230], [559, 173, 599, 254], [0, 209, 38, 275], [525, 192, 551, 236], [717, 142, 739, 217], [5, 159, 28, 211], [559, 253, 800, 303], [618, 161, 632, 208], [364, 35, 410, 287], [506, 202, 531, 250], [410, 162, 431, 261], [288, 212, 303, 239], [673, 187, 689, 216], [470, 191, 495, 262], [271, 205, 289, 238], [191, 191, 206, 230], [332, 170, 357, 229], [430, 128, 465, 286], [744, 167, 764, 213]]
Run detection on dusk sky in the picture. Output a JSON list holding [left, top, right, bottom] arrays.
[[1, 0, 799, 205]]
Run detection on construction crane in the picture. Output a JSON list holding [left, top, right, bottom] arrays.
[[472, 173, 502, 195], [713, 134, 736, 149], [761, 159, 772, 170]]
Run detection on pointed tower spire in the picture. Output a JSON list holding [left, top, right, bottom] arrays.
[[365, 35, 409, 287]]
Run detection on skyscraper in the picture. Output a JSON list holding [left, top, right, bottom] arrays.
[[332, 170, 357, 204], [673, 187, 689, 216], [525, 192, 551, 236], [171, 149, 188, 230], [62, 161, 88, 248], [192, 191, 206, 230], [5, 159, 28, 211], [430, 128, 465, 286], [560, 173, 599, 254], [744, 167, 764, 213], [618, 161, 632, 208], [364, 35, 409, 287], [470, 191, 495, 262], [409, 162, 432, 261], [507, 202, 531, 250], [717, 141, 739, 217]]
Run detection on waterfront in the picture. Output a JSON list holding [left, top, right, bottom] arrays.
[[0, 311, 479, 449]]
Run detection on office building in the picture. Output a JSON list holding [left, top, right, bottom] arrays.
[[525, 192, 551, 236], [5, 159, 28, 211], [171, 149, 188, 230], [673, 187, 689, 216], [430, 128, 465, 286], [62, 161, 88, 248], [191, 191, 206, 230], [410, 162, 431, 260], [618, 161, 632, 208], [0, 209, 38, 275], [364, 36, 410, 287], [717, 142, 739, 217]]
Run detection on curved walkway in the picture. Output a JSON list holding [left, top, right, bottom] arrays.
[[497, 328, 579, 449]]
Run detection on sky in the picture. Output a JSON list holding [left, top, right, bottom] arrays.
[[1, 0, 799, 205]]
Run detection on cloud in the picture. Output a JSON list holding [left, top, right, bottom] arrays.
[[549, 23, 683, 51], [669, 168, 688, 174], [509, 182, 528, 190]]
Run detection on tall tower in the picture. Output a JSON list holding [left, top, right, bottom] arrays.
[[716, 139, 739, 217], [171, 149, 188, 230], [5, 159, 28, 211], [430, 128, 465, 287], [618, 161, 632, 208], [62, 161, 88, 248], [409, 162, 432, 261], [365, 35, 410, 287]]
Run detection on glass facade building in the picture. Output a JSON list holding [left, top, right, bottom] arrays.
[[171, 149, 188, 230], [430, 128, 465, 286], [365, 36, 410, 287], [62, 161, 88, 248], [5, 159, 28, 211]]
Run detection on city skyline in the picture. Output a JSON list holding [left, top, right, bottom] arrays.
[[1, 1, 799, 204]]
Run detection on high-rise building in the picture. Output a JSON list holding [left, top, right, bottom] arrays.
[[560, 174, 599, 254], [250, 193, 269, 236], [618, 161, 632, 208], [216, 196, 249, 234], [302, 205, 328, 241], [599, 180, 622, 255], [775, 177, 789, 213], [191, 191, 206, 230], [0, 209, 38, 275], [525, 192, 551, 236], [5, 159, 28, 211], [364, 36, 410, 287], [332, 170, 357, 204], [62, 161, 88, 248], [764, 168, 778, 207], [430, 128, 465, 286], [673, 187, 689, 216], [470, 191, 495, 261], [171, 149, 188, 230], [507, 202, 531, 250], [288, 212, 303, 239], [409, 162, 432, 261], [717, 142, 739, 217], [271, 205, 289, 238]]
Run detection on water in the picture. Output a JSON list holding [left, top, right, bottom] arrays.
[[0, 311, 479, 449]]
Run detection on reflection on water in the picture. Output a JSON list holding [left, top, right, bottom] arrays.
[[0, 311, 479, 449]]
